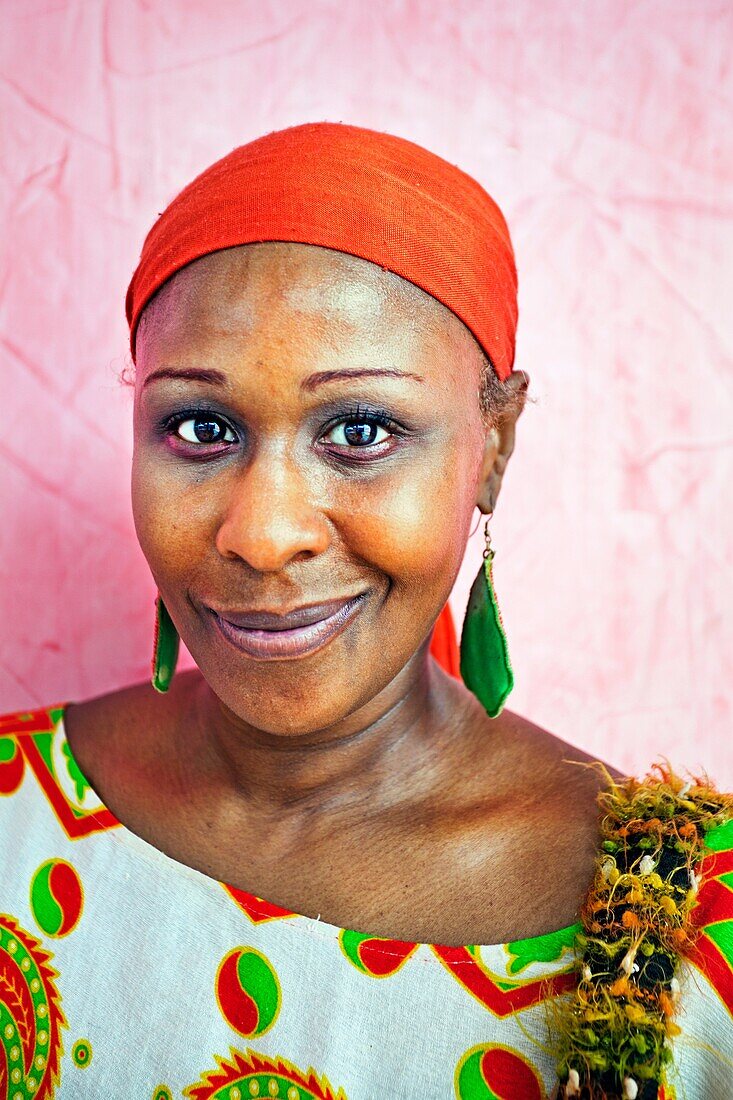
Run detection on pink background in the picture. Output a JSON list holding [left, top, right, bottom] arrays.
[[1, 2, 731, 784]]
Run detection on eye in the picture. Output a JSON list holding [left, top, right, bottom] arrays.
[[175, 416, 237, 445], [324, 417, 392, 448]]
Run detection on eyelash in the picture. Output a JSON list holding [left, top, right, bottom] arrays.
[[158, 403, 403, 458], [324, 403, 399, 447]]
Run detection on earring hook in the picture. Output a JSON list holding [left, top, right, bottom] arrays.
[[483, 512, 494, 559], [469, 508, 494, 540]]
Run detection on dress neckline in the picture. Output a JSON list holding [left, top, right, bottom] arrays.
[[55, 704, 582, 956]]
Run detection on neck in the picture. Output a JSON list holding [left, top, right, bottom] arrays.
[[188, 644, 463, 821]]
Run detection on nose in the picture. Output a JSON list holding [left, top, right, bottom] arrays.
[[214, 445, 331, 572]]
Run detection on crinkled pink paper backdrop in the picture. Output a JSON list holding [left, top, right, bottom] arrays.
[[1, 1, 731, 783]]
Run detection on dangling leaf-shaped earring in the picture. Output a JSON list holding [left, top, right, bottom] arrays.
[[151, 594, 180, 694], [459, 515, 514, 718]]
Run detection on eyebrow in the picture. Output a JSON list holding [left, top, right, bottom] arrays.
[[142, 367, 227, 390], [301, 368, 424, 391], [142, 366, 425, 392]]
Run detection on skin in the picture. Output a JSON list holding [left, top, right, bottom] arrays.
[[65, 242, 619, 946]]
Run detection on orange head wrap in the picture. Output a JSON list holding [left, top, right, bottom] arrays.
[[126, 121, 518, 379]]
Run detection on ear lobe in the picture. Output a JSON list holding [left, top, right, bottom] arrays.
[[476, 481, 497, 515]]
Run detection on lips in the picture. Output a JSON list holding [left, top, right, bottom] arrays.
[[212, 598, 361, 632], [208, 593, 368, 660]]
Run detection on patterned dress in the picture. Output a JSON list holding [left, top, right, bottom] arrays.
[[0, 704, 731, 1099]]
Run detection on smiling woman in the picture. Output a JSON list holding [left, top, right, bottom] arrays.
[[1, 123, 731, 1100], [131, 241, 517, 734]]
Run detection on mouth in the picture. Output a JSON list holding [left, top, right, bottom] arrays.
[[208, 594, 369, 660]]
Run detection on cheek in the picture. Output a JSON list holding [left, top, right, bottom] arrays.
[[338, 441, 478, 596], [130, 452, 210, 582]]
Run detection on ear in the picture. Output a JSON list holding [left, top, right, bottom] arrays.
[[475, 370, 528, 514]]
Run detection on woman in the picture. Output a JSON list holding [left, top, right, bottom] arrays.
[[1, 123, 731, 1100]]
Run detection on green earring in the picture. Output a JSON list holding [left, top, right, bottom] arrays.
[[459, 515, 514, 718], [151, 594, 180, 694]]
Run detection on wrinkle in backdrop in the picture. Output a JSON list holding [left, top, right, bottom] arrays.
[[1, 0, 731, 782]]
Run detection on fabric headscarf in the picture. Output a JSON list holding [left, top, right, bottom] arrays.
[[126, 121, 518, 379], [126, 121, 521, 675]]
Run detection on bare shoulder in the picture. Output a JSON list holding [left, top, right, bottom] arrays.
[[65, 668, 201, 733], [495, 706, 626, 795], [451, 695, 625, 814], [64, 680, 146, 766], [425, 696, 627, 940], [63, 670, 201, 798], [486, 706, 626, 853]]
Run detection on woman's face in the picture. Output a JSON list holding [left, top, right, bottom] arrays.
[[132, 242, 494, 735]]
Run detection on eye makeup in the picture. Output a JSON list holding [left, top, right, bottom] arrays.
[[152, 398, 413, 459]]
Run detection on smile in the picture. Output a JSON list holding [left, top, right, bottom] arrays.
[[209, 594, 368, 660]]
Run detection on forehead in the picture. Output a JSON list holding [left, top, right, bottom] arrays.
[[136, 242, 475, 366]]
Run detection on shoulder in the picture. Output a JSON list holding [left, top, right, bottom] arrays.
[[458, 699, 626, 817], [63, 670, 198, 734], [61, 670, 202, 798], [426, 690, 626, 938], [63, 669, 201, 753], [0, 691, 159, 798], [489, 708, 623, 865], [433, 668, 627, 865]]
